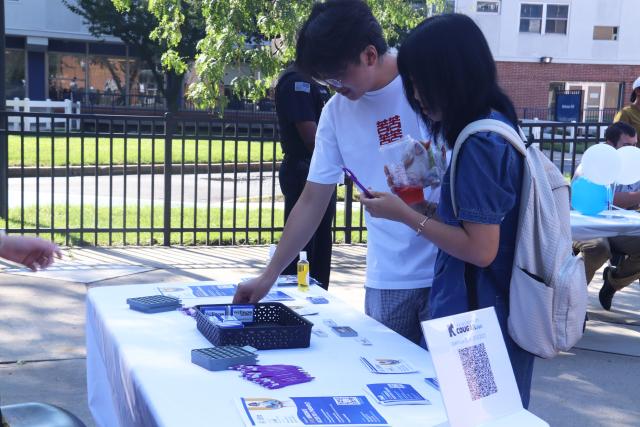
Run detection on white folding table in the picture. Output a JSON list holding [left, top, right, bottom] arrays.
[[86, 282, 448, 427], [571, 209, 640, 241]]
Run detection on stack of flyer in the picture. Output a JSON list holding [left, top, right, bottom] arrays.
[[236, 396, 389, 426], [364, 383, 430, 406], [359, 357, 418, 374]]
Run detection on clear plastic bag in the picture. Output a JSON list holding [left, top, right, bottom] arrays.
[[380, 135, 447, 204]]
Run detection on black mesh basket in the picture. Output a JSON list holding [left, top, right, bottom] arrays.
[[194, 302, 313, 350]]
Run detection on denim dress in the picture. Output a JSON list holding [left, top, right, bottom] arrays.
[[431, 111, 535, 408]]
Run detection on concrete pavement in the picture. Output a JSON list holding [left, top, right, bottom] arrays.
[[1, 245, 638, 426]]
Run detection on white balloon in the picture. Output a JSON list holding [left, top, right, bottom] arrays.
[[616, 146, 640, 185], [581, 143, 621, 185]]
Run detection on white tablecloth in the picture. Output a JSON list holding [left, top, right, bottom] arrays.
[[86, 282, 448, 427], [571, 209, 640, 241]]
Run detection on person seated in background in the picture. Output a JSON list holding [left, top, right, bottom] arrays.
[[572, 122, 639, 310]]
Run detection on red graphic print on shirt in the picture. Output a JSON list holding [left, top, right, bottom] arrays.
[[376, 115, 403, 145]]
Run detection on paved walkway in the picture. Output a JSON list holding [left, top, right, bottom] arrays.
[[1, 245, 638, 426]]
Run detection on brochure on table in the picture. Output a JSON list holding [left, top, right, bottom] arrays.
[[241, 275, 322, 287], [236, 396, 389, 426], [421, 307, 549, 427], [364, 383, 430, 406], [360, 357, 418, 374], [158, 282, 293, 301]]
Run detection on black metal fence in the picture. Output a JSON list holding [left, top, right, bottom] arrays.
[[520, 107, 618, 123], [0, 110, 367, 246], [0, 110, 609, 246]]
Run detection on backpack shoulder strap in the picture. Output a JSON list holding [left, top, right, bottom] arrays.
[[450, 119, 528, 218]]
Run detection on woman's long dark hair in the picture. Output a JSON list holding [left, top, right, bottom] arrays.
[[398, 14, 518, 148]]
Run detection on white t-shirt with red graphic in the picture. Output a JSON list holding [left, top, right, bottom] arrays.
[[308, 75, 438, 290]]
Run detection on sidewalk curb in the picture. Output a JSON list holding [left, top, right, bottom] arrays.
[[8, 162, 282, 178]]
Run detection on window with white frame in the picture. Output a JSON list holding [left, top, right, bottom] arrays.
[[477, 1, 500, 13], [520, 3, 569, 35], [545, 5, 569, 34], [520, 4, 543, 33], [444, 0, 456, 13], [426, 0, 455, 15]]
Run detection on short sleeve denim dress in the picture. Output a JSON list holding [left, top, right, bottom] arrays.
[[431, 111, 535, 408]]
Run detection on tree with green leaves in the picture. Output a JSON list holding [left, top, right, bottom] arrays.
[[65, 0, 205, 112], [111, 0, 444, 111]]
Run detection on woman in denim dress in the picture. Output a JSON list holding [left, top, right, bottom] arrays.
[[360, 14, 535, 407]]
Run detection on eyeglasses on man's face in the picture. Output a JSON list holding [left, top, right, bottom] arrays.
[[312, 77, 344, 90]]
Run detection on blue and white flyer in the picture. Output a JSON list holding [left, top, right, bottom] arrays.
[[236, 396, 389, 426], [359, 357, 418, 374], [158, 283, 236, 298], [364, 383, 430, 406], [158, 283, 294, 301], [241, 275, 321, 287]]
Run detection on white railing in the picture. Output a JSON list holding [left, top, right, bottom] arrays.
[[6, 98, 81, 131]]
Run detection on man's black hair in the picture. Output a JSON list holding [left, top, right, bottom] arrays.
[[295, 0, 388, 78], [605, 121, 637, 146], [398, 13, 518, 148]]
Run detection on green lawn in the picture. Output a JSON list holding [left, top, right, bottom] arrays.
[[4, 204, 367, 246], [8, 135, 284, 167], [540, 141, 591, 154]]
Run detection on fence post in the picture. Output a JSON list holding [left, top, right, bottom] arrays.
[[0, 0, 6, 221], [344, 180, 353, 244], [163, 112, 174, 246], [0, 112, 6, 220]]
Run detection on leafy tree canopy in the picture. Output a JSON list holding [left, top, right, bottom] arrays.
[[66, 0, 205, 111], [111, 0, 444, 110]]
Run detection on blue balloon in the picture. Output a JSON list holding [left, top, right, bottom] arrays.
[[571, 176, 609, 216]]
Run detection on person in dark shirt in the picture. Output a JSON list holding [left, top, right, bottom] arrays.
[[275, 66, 335, 289]]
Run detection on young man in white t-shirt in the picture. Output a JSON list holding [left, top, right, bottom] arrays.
[[234, 0, 438, 344]]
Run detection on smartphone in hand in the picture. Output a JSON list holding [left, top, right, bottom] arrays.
[[342, 167, 374, 198]]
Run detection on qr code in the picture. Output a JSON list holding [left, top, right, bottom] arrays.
[[458, 343, 498, 401], [333, 397, 360, 405]]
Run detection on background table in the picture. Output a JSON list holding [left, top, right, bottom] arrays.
[[571, 209, 640, 241], [86, 281, 448, 427]]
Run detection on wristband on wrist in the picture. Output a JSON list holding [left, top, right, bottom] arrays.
[[416, 215, 431, 236]]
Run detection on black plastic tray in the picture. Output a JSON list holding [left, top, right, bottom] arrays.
[[194, 302, 313, 350]]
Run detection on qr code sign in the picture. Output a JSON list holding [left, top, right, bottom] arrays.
[[333, 397, 360, 405], [458, 343, 498, 401]]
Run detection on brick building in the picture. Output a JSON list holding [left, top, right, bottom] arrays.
[[454, 0, 640, 121]]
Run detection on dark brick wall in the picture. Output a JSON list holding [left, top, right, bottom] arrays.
[[495, 61, 640, 113]]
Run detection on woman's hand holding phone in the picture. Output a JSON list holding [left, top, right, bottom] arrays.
[[342, 167, 374, 198]]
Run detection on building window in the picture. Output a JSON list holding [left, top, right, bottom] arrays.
[[545, 5, 568, 34], [444, 0, 456, 12], [88, 56, 129, 106], [48, 53, 86, 101], [593, 26, 618, 41], [426, 0, 455, 16], [520, 4, 569, 35], [519, 4, 543, 33], [5, 49, 26, 99], [477, 1, 500, 13]]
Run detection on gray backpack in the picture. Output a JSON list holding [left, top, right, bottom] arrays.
[[451, 119, 587, 359]]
